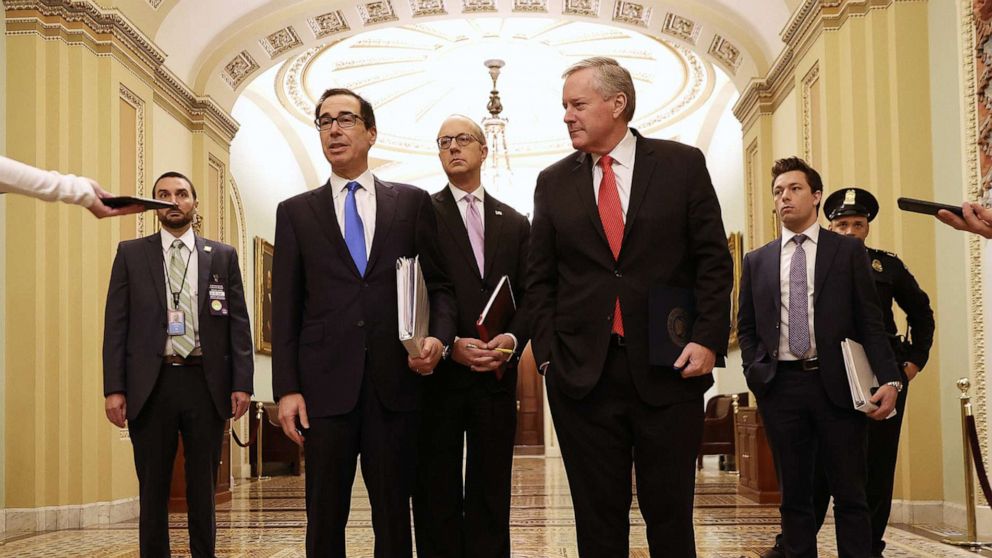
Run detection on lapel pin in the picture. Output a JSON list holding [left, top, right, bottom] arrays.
[[494, 210, 503, 216], [204, 245, 213, 253]]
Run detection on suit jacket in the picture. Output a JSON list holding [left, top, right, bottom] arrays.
[[428, 186, 531, 392], [103, 233, 254, 421], [527, 131, 733, 406], [737, 228, 900, 408], [271, 178, 457, 417]]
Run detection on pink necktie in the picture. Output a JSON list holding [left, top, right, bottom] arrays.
[[465, 194, 485, 276], [598, 155, 625, 336]]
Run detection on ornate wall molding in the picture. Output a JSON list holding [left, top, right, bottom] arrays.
[[5, 0, 240, 144], [462, 0, 497, 13], [661, 12, 699, 44], [259, 26, 303, 60], [307, 11, 351, 39], [745, 138, 759, 250], [358, 0, 400, 25], [801, 63, 819, 161], [411, 0, 447, 17], [963, 0, 991, 506], [228, 177, 248, 277], [221, 50, 260, 90], [708, 34, 742, 74], [208, 154, 227, 241], [732, 47, 795, 131], [562, 0, 600, 17], [119, 84, 147, 238], [612, 0, 651, 27], [512, 0, 547, 12]]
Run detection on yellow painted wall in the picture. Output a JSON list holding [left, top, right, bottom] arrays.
[[0, 9, 8, 510], [741, 1, 946, 503], [2, 17, 243, 508]]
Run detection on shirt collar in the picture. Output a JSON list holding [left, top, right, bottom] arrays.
[[592, 128, 636, 170], [781, 221, 821, 248], [448, 183, 485, 205], [161, 227, 195, 253], [330, 169, 376, 198]]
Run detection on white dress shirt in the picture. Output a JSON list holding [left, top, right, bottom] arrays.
[[448, 183, 485, 228], [330, 170, 377, 256], [0, 155, 97, 208], [161, 227, 200, 355], [591, 129, 637, 216], [778, 223, 819, 360]]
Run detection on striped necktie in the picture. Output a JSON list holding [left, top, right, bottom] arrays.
[[168, 239, 196, 357]]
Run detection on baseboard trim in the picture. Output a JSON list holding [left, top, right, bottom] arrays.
[[890, 499, 992, 537], [1, 496, 139, 534]]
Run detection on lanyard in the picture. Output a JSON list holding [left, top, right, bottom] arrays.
[[164, 243, 194, 310]]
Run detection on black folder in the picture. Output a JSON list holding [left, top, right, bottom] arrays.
[[648, 284, 726, 369], [102, 196, 177, 210], [476, 275, 516, 342]]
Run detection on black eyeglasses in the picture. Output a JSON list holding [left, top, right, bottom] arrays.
[[437, 133, 480, 150], [314, 113, 364, 131]]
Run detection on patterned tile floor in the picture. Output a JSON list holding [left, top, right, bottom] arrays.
[[0, 456, 988, 557]]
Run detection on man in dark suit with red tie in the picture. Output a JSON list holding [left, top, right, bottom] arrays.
[[103, 171, 254, 557], [527, 57, 733, 557], [272, 88, 456, 557], [737, 157, 901, 558], [412, 115, 530, 558]]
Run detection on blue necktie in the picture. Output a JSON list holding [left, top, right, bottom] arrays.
[[344, 181, 367, 276]]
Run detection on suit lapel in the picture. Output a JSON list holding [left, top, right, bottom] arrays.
[[306, 182, 361, 278], [623, 134, 655, 241], [365, 178, 397, 275], [761, 240, 782, 320], [571, 153, 611, 252], [434, 187, 480, 280], [195, 235, 212, 314], [143, 234, 167, 312], [813, 228, 838, 306], [482, 194, 503, 281]]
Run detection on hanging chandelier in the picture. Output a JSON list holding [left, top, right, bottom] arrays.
[[482, 59, 513, 193]]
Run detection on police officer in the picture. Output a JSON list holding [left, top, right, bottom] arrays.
[[764, 187, 935, 558]]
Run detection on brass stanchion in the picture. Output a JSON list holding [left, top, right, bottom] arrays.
[[942, 378, 991, 548], [255, 401, 269, 482]]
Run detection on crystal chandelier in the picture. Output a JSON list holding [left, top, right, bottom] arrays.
[[482, 59, 512, 194]]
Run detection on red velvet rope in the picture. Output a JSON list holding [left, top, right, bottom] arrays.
[[965, 414, 992, 505]]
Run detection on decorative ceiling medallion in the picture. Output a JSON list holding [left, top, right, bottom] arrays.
[[463, 0, 498, 13], [308, 11, 351, 38], [709, 34, 742, 73], [358, 0, 400, 25], [221, 51, 260, 90], [411, 0, 447, 17], [260, 26, 303, 59], [562, 0, 599, 18], [612, 0, 651, 27], [283, 47, 323, 117], [512, 0, 547, 12], [661, 12, 699, 44]]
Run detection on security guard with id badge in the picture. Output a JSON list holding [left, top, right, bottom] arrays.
[[103, 171, 254, 558], [764, 187, 935, 558]]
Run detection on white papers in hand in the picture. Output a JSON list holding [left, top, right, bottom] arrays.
[[397, 256, 430, 358]]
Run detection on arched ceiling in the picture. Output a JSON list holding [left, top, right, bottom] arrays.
[[148, 0, 794, 108]]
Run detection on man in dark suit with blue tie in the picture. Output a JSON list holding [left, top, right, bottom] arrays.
[[413, 115, 531, 558], [272, 88, 457, 557], [737, 157, 901, 558]]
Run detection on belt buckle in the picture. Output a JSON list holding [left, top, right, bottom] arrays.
[[801, 357, 819, 371]]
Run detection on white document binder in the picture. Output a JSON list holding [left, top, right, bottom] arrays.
[[397, 256, 430, 358], [840, 338, 897, 418]]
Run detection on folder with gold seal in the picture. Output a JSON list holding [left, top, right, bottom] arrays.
[[647, 285, 726, 369]]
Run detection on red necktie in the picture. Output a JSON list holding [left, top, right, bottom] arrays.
[[597, 155, 625, 336]]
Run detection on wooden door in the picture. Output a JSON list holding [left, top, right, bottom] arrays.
[[514, 342, 544, 449]]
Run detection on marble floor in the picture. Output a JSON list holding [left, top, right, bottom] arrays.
[[0, 456, 987, 557]]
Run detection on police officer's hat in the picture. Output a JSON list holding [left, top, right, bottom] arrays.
[[823, 187, 879, 222]]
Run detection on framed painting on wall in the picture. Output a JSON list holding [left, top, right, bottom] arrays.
[[254, 237, 274, 355]]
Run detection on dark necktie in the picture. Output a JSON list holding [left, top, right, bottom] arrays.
[[788, 234, 811, 358]]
